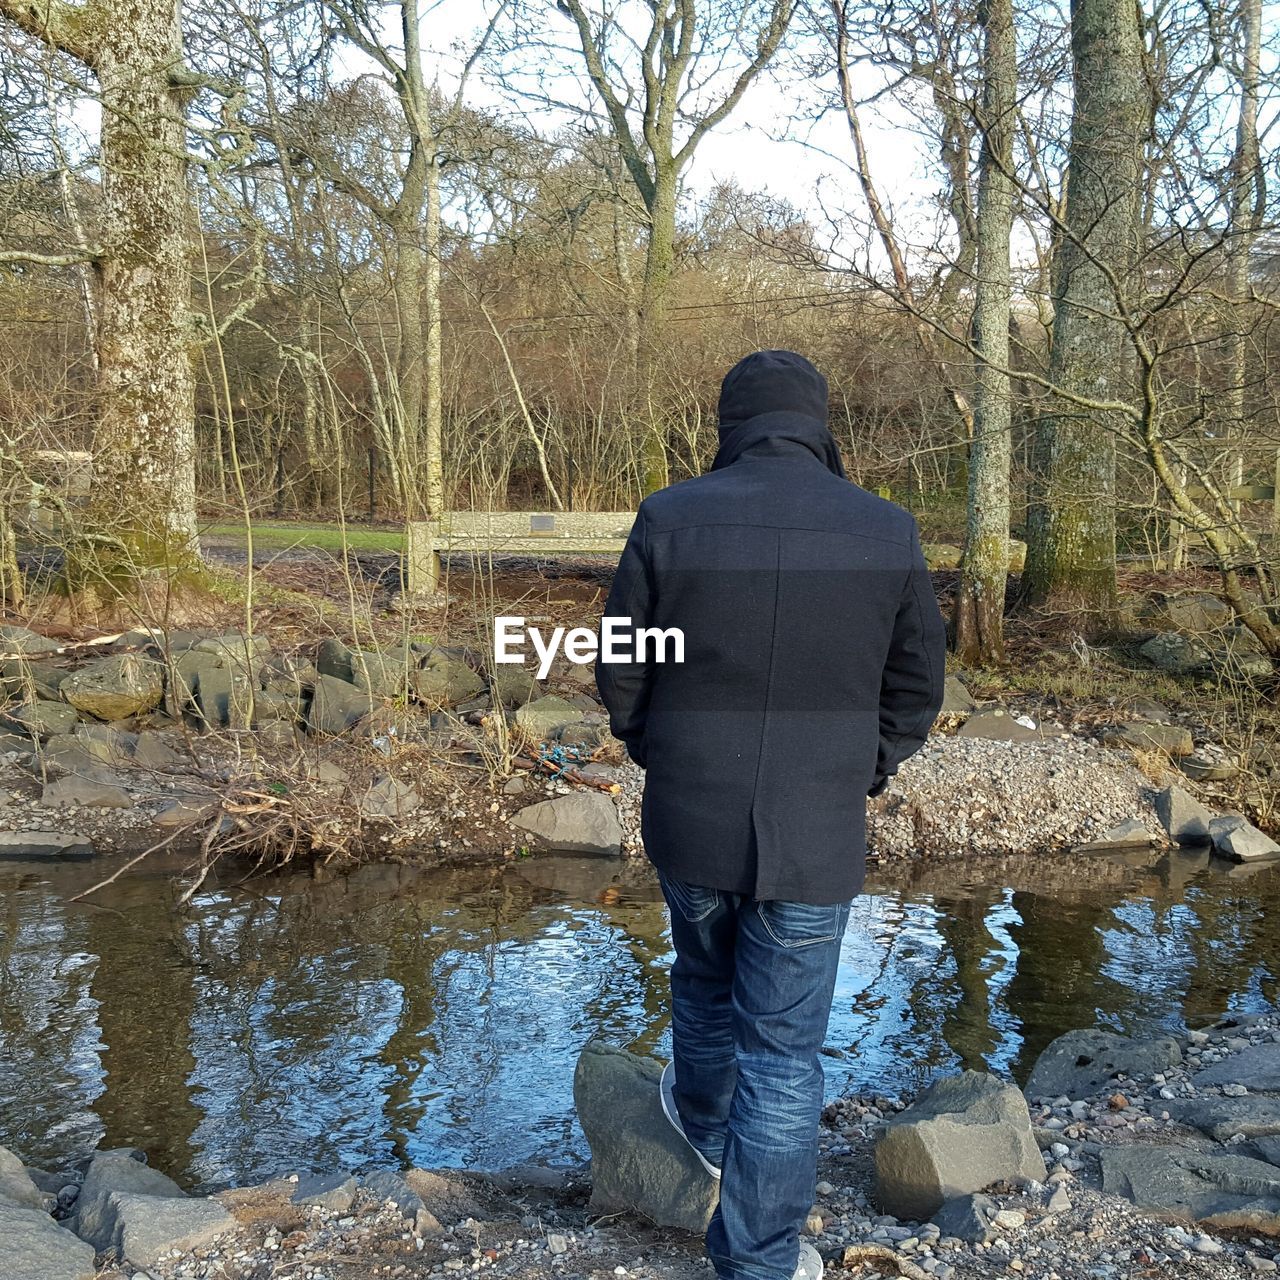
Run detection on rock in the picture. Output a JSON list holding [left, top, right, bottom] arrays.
[[262, 654, 319, 695], [1251, 1137, 1280, 1167], [351, 650, 412, 698], [940, 676, 977, 718], [132, 730, 184, 769], [1024, 1030, 1182, 1100], [41, 776, 134, 809], [491, 665, 541, 709], [361, 1169, 442, 1236], [71, 1151, 185, 1251], [72, 723, 136, 764], [167, 649, 222, 715], [291, 1171, 357, 1212], [1210, 816, 1280, 863], [1072, 817, 1157, 852], [315, 637, 355, 682], [0, 1145, 47, 1210], [1146, 593, 1233, 636], [0, 624, 60, 654], [512, 792, 622, 855], [359, 775, 421, 822], [1101, 722, 1194, 757], [4, 658, 69, 701], [956, 708, 1042, 743], [193, 633, 270, 666], [401, 1169, 484, 1224], [1100, 1145, 1280, 1232], [104, 1194, 236, 1265], [1180, 751, 1242, 782], [152, 796, 217, 828], [514, 695, 584, 742], [1140, 632, 1212, 675], [1155, 785, 1214, 845], [1123, 697, 1174, 723], [1165, 1097, 1280, 1142], [1196, 1044, 1280, 1092], [873, 1071, 1046, 1220], [0, 729, 34, 757], [0, 1203, 96, 1280], [573, 1041, 719, 1231], [1046, 1185, 1071, 1214], [37, 735, 117, 780], [930, 1192, 999, 1244], [0, 831, 95, 860], [195, 665, 253, 730], [252, 689, 302, 726], [502, 775, 528, 795], [61, 654, 165, 722], [6, 699, 80, 738], [413, 650, 484, 707], [308, 674, 373, 735]]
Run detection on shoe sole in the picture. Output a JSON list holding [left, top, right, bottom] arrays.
[[659, 1061, 722, 1180]]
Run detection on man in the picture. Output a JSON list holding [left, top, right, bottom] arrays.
[[595, 350, 945, 1280]]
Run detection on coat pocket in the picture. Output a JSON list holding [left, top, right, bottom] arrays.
[[756, 899, 849, 949], [660, 873, 721, 923]]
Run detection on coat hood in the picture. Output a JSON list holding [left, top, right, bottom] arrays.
[[711, 349, 846, 478]]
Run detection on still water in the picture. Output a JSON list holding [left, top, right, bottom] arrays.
[[1, 847, 1277, 1191]]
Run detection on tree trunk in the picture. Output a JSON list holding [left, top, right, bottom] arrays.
[[1021, 0, 1146, 625], [955, 0, 1016, 665], [638, 166, 678, 494], [423, 154, 444, 519]]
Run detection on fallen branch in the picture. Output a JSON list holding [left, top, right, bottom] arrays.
[[0, 630, 126, 660], [512, 755, 621, 793], [840, 1243, 933, 1279]]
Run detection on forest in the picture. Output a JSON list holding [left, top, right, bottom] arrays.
[[0, 0, 1277, 665]]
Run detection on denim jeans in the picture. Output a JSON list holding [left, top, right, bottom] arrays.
[[658, 871, 851, 1280]]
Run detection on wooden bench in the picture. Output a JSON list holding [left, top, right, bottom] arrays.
[[405, 511, 635, 594]]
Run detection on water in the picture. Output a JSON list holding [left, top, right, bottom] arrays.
[[1, 846, 1278, 1191]]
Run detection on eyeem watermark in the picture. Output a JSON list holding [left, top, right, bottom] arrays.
[[494, 616, 684, 679]]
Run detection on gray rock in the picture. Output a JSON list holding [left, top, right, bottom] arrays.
[[1250, 1137, 1280, 1168], [192, 632, 270, 666], [512, 792, 622, 855], [0, 1203, 96, 1280], [195, 665, 253, 730], [573, 1040, 719, 1231], [0, 624, 60, 655], [262, 654, 319, 695], [131, 730, 184, 769], [316, 637, 355, 682], [102, 1193, 236, 1265], [308, 674, 373, 735], [71, 723, 136, 764], [0, 1145, 47, 1210], [502, 775, 528, 795], [1140, 632, 1212, 675], [514, 695, 584, 742], [359, 775, 421, 822], [291, 1171, 357, 1212], [6, 699, 80, 739], [361, 1169, 442, 1236], [61, 654, 165, 722], [956, 708, 1042, 743], [4, 658, 69, 701], [1182, 753, 1242, 782], [491, 665, 540, 709], [0, 831, 95, 860], [0, 729, 35, 757], [1156, 785, 1214, 845], [1102, 721, 1194, 757], [152, 796, 217, 828], [940, 676, 977, 718], [41, 775, 134, 809], [166, 649, 222, 716], [413, 650, 484, 707], [931, 1193, 999, 1244], [1196, 1044, 1280, 1092], [252, 689, 302, 726], [1165, 1097, 1280, 1142], [1024, 1029, 1182, 1100], [351, 650, 412, 698], [874, 1071, 1046, 1220], [71, 1151, 185, 1252], [1073, 817, 1157, 852], [1210, 816, 1280, 863], [1100, 1145, 1280, 1232], [1123, 697, 1174, 723]]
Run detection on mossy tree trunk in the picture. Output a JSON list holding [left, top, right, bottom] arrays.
[[1021, 0, 1147, 627], [954, 0, 1016, 665]]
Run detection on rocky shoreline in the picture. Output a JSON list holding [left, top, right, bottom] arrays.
[[7, 1012, 1280, 1279]]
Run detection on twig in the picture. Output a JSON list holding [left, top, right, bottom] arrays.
[[68, 829, 183, 900]]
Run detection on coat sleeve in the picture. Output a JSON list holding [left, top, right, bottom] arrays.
[[870, 522, 946, 796], [594, 507, 654, 768]]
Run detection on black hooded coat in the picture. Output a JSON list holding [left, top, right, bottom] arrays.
[[595, 351, 945, 904]]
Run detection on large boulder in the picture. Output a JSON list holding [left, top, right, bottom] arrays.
[[1024, 1029, 1182, 1100], [1140, 632, 1212, 676], [61, 654, 164, 721], [351, 650, 412, 698], [1209, 816, 1280, 863], [413, 650, 484, 707], [1195, 1043, 1280, 1093], [512, 792, 622, 855], [0, 831, 95, 860], [573, 1040, 719, 1231], [6, 699, 80, 739], [1155, 785, 1213, 845], [1102, 722, 1194, 757], [873, 1071, 1046, 1220], [1100, 1145, 1280, 1233], [1164, 1097, 1280, 1142], [0, 1145, 47, 1210], [195, 665, 254, 730], [0, 1204, 96, 1280], [308, 674, 373, 735], [71, 1150, 233, 1265]]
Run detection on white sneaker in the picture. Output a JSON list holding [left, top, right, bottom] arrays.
[[659, 1061, 722, 1179], [793, 1241, 823, 1280]]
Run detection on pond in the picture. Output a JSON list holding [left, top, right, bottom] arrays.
[[1, 846, 1278, 1192]]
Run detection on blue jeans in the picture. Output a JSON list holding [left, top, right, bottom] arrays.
[[659, 872, 851, 1280]]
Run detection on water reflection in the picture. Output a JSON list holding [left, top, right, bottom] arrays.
[[1, 847, 1278, 1190]]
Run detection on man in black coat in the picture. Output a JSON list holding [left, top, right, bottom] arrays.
[[596, 350, 945, 1280]]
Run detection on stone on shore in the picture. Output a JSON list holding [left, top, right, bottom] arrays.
[[361, 1169, 442, 1235], [940, 676, 976, 717], [512, 792, 622, 855], [71, 1150, 185, 1251], [873, 1071, 1046, 1220], [1102, 721, 1194, 757], [1210, 816, 1280, 863], [0, 1145, 48, 1210], [931, 1192, 1000, 1244], [413, 650, 484, 706], [1100, 1145, 1280, 1233], [41, 775, 134, 809], [514, 695, 583, 742], [308, 674, 374, 735], [1155, 784, 1214, 845], [6, 698, 80, 739], [1164, 1096, 1280, 1142], [1072, 817, 1157, 852], [61, 654, 165, 722], [1195, 1043, 1280, 1092], [956, 708, 1042, 743], [0, 831, 95, 860], [1, 1203, 96, 1280], [491, 665, 540, 709], [1025, 1029, 1182, 1100], [573, 1040, 719, 1231], [292, 1171, 357, 1212]]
